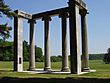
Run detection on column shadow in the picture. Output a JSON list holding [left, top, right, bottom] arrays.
[[0, 77, 110, 83]]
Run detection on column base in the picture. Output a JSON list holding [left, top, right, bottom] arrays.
[[61, 67, 70, 72], [28, 67, 36, 71], [44, 67, 51, 71], [82, 67, 90, 72]]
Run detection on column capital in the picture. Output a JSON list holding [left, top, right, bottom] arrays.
[[80, 10, 89, 16], [28, 19, 36, 24], [59, 12, 69, 18], [42, 16, 51, 21], [68, 0, 76, 5]]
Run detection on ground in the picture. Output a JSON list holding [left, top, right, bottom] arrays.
[[0, 60, 110, 83]]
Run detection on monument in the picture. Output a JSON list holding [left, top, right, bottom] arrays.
[[14, 0, 91, 74]]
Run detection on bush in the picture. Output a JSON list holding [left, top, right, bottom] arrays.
[[51, 56, 62, 62], [103, 53, 110, 64], [103, 48, 110, 64]]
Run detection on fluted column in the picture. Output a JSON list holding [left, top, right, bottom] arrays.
[[59, 13, 70, 72], [28, 19, 36, 71], [14, 10, 23, 72], [68, 0, 81, 74], [42, 17, 51, 71], [80, 10, 90, 71]]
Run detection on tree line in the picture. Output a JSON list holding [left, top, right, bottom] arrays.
[[0, 39, 63, 62], [89, 54, 104, 60], [103, 48, 110, 64], [0, 39, 106, 62], [0, 39, 43, 61]]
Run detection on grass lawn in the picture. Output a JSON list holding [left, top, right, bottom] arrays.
[[0, 60, 110, 79]]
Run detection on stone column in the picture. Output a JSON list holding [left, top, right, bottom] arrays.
[[59, 13, 70, 72], [14, 10, 23, 72], [42, 17, 51, 71], [68, 0, 81, 74], [28, 19, 36, 71], [80, 10, 90, 71]]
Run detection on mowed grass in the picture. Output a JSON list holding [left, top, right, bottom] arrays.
[[0, 60, 110, 78], [82, 60, 110, 78]]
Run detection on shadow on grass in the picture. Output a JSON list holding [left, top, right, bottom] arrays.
[[0, 70, 13, 72], [0, 77, 110, 83]]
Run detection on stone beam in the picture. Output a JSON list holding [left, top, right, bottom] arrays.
[[14, 0, 87, 20], [75, 0, 87, 9], [32, 4, 87, 20], [14, 10, 32, 19], [32, 7, 68, 19]]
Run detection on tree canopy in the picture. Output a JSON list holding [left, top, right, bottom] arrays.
[[0, 0, 16, 40], [103, 48, 110, 64], [0, 40, 44, 61]]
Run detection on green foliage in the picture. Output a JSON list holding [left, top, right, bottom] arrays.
[[0, 0, 16, 18], [103, 48, 110, 64], [35, 45, 44, 62], [89, 54, 104, 60], [0, 0, 17, 40], [51, 55, 62, 62], [103, 53, 110, 64], [0, 23, 12, 40], [0, 40, 43, 61], [23, 40, 43, 62], [51, 56, 58, 62], [23, 40, 29, 61], [0, 39, 13, 61]]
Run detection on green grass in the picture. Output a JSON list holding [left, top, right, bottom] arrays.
[[0, 60, 110, 78], [80, 60, 110, 78]]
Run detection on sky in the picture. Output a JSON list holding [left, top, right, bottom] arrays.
[[2, 0, 110, 55]]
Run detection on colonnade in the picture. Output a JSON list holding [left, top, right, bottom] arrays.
[[14, 0, 90, 74]]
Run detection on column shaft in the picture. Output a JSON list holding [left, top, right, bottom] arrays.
[[68, 1, 81, 74], [59, 13, 69, 72], [42, 17, 51, 71], [14, 12, 23, 72], [81, 11, 90, 71], [28, 19, 36, 70]]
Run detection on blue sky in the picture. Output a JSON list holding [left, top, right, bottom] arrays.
[[2, 0, 110, 55]]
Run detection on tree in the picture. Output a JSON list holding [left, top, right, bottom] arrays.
[[89, 54, 104, 60], [23, 41, 43, 62], [35, 45, 43, 62], [0, 39, 13, 61], [0, 0, 16, 59], [0, 0, 16, 39], [0, 40, 43, 61], [103, 48, 110, 64], [51, 55, 62, 62], [23, 40, 29, 61]]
